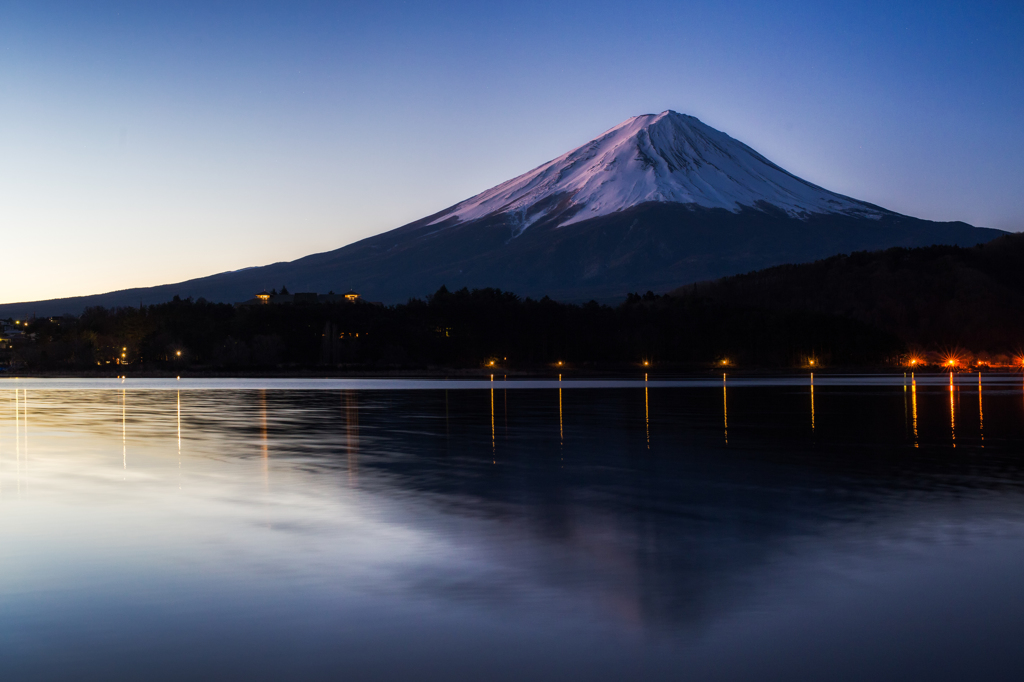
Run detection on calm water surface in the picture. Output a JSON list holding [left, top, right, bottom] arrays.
[[2, 375, 1024, 680]]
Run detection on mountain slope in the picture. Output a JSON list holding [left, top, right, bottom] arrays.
[[0, 111, 1004, 317]]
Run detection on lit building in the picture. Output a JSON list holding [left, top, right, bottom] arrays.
[[236, 289, 381, 308]]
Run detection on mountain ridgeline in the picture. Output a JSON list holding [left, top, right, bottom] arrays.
[[0, 110, 1003, 318]]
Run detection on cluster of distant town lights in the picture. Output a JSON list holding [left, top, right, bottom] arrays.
[[477, 356, 1018, 369], [485, 355, 1024, 370]]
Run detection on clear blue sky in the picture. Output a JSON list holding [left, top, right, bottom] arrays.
[[1, 0, 1022, 303]]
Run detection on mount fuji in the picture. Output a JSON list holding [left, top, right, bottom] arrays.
[[429, 110, 886, 230], [0, 111, 1004, 316]]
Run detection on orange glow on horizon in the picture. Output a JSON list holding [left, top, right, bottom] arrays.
[[941, 352, 965, 369]]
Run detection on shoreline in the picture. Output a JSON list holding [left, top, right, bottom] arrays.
[[1, 365, 1018, 380]]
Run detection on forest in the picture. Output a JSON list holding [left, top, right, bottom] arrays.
[[10, 232, 1024, 374], [674, 231, 1024, 363], [1, 286, 900, 373]]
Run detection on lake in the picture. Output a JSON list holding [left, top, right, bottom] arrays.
[[2, 374, 1024, 680]]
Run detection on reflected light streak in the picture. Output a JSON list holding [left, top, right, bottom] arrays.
[[21, 390, 27, 461], [558, 386, 564, 447], [177, 390, 182, 489], [949, 372, 956, 448], [903, 373, 909, 439], [723, 374, 728, 445], [810, 373, 815, 432], [911, 373, 919, 447], [978, 373, 984, 446], [644, 385, 650, 449], [491, 387, 496, 462], [122, 388, 126, 471], [14, 390, 21, 494]]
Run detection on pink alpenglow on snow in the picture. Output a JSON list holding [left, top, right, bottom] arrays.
[[430, 111, 887, 233]]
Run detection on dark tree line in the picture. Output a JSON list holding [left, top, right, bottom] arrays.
[[4, 286, 901, 373], [674, 232, 1024, 356]]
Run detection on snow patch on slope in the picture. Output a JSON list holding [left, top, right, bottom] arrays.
[[430, 111, 885, 230]]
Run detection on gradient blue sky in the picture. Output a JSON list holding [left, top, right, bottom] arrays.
[[1, 0, 1022, 303]]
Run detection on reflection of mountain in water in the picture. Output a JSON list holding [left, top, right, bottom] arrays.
[[180, 383, 1024, 633], [9, 378, 1024, 675], [10, 382, 1024, 681]]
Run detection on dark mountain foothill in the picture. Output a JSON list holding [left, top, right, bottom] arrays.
[[672, 232, 1024, 361]]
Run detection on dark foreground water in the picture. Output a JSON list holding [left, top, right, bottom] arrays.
[[3, 375, 1024, 680]]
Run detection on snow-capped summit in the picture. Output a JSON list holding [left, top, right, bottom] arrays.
[[430, 110, 886, 232]]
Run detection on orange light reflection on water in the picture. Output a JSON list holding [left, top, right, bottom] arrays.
[[810, 373, 815, 432], [911, 374, 918, 448], [949, 373, 956, 447], [722, 374, 728, 445], [978, 373, 984, 447]]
